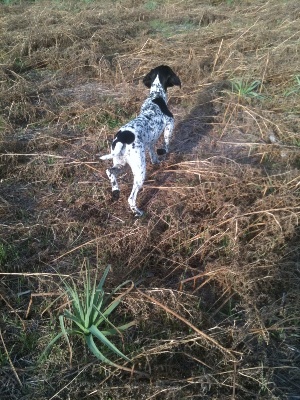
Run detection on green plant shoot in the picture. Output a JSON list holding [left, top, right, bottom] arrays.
[[41, 265, 135, 367]]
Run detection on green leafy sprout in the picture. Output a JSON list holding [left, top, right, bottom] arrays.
[[284, 75, 300, 97], [230, 78, 263, 100], [41, 265, 136, 367]]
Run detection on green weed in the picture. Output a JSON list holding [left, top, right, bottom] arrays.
[[41, 264, 136, 367], [150, 19, 195, 37], [99, 113, 122, 130], [144, 0, 159, 11], [284, 75, 300, 97], [0, 242, 18, 266], [230, 79, 263, 100], [0, 116, 6, 133], [0, 243, 7, 265], [291, 139, 300, 148], [0, 349, 8, 366]]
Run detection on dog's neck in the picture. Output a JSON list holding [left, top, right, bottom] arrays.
[[149, 75, 167, 102]]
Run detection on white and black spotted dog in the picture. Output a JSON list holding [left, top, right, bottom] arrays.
[[100, 65, 181, 217]]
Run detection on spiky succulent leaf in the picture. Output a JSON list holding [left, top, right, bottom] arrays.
[[84, 275, 97, 327], [101, 279, 132, 308], [89, 324, 130, 361], [63, 310, 88, 333], [101, 320, 136, 336], [39, 327, 81, 361], [96, 265, 111, 292], [65, 283, 85, 323], [85, 333, 117, 366]]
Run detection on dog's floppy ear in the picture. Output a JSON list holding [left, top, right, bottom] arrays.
[[166, 72, 181, 89], [143, 70, 155, 88]]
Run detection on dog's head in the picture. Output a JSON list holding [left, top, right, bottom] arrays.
[[143, 65, 181, 91]]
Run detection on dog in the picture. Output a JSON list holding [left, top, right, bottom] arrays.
[[100, 65, 181, 216]]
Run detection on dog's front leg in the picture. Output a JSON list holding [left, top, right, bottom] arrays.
[[149, 143, 160, 164], [156, 117, 174, 156]]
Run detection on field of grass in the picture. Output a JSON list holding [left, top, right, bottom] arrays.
[[0, 0, 300, 399]]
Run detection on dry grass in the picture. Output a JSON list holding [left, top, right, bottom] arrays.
[[1, 0, 300, 399]]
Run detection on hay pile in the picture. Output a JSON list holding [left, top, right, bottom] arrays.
[[1, 1, 299, 399]]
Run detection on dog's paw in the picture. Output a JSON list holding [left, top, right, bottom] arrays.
[[112, 190, 120, 201], [157, 148, 167, 156], [134, 210, 144, 217], [130, 206, 144, 217], [152, 159, 160, 165]]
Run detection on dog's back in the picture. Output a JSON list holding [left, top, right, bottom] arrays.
[[101, 96, 171, 160]]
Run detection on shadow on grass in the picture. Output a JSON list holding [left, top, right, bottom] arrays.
[[171, 88, 215, 154]]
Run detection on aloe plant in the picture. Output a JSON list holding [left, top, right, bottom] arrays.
[[41, 265, 135, 366]]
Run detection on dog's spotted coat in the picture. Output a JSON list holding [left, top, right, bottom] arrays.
[[100, 65, 181, 216]]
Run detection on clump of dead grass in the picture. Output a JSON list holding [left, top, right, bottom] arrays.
[[1, 0, 300, 399]]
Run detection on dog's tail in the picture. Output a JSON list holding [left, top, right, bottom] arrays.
[[99, 141, 124, 161], [99, 154, 113, 160]]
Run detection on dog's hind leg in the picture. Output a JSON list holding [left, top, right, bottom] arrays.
[[128, 177, 145, 216], [106, 164, 123, 200], [128, 155, 146, 217]]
